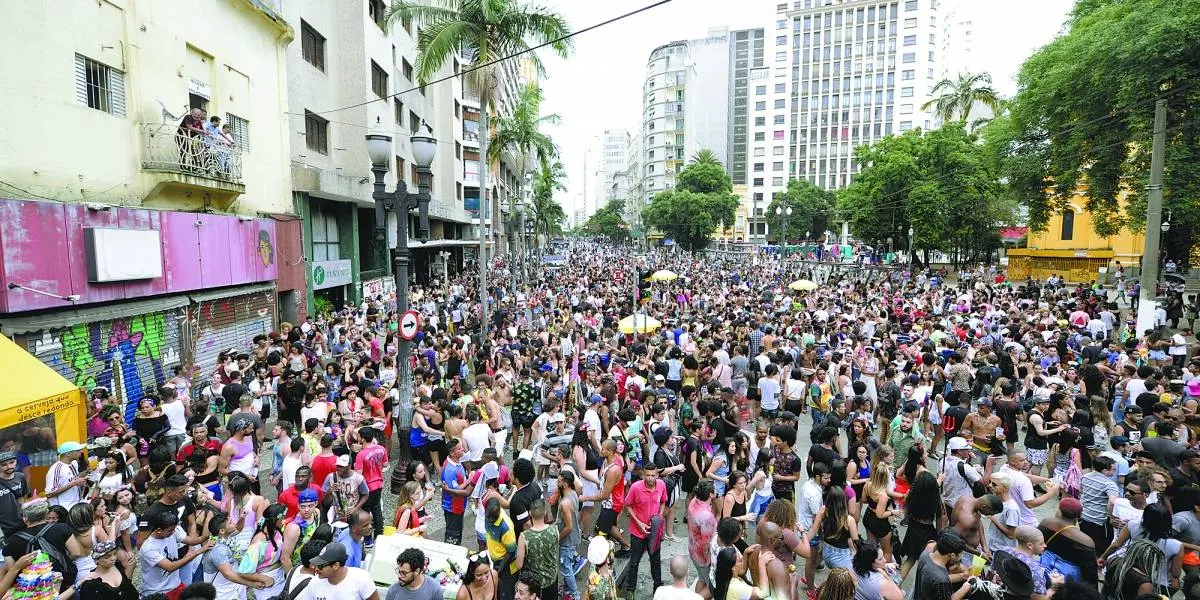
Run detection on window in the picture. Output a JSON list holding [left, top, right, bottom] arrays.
[[1061, 210, 1075, 240], [649, 150, 655, 159], [225, 113, 249, 152], [774, 130, 785, 140], [396, 157, 407, 185], [773, 177, 785, 186], [776, 51, 787, 62], [370, 61, 387, 98], [902, 69, 915, 80], [773, 161, 784, 171], [898, 121, 913, 131], [409, 110, 420, 134], [754, 148, 765, 157], [904, 17, 917, 28], [755, 117, 766, 126], [905, 0, 918, 9], [901, 87, 913, 97], [648, 165, 656, 173], [402, 59, 414, 82], [310, 204, 341, 261], [367, 0, 386, 29], [904, 35, 916, 46], [753, 178, 764, 186], [394, 99, 404, 124], [774, 99, 785, 109], [774, 115, 785, 124], [754, 132, 765, 141], [902, 52, 916, 63], [756, 101, 766, 111], [301, 21, 326, 71], [777, 19, 787, 29], [900, 103, 913, 114], [753, 163, 764, 172], [775, 83, 786, 93], [756, 85, 767, 95], [304, 110, 328, 154], [74, 54, 125, 117]]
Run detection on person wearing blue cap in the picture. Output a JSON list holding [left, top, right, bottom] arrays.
[[46, 441, 88, 510], [282, 487, 322, 573]]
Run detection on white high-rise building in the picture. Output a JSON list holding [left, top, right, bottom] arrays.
[[743, 0, 945, 241], [600, 129, 631, 202], [639, 27, 764, 208]]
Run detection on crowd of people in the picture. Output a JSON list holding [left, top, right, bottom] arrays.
[[1, 239, 1200, 600]]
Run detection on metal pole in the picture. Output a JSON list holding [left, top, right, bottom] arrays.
[[478, 108, 491, 341], [1136, 98, 1168, 334]]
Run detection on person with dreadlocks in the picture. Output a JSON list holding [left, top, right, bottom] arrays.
[[816, 567, 855, 600], [1103, 539, 1166, 599], [1100, 503, 1183, 592]]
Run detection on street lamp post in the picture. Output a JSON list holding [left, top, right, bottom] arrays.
[[438, 250, 451, 285], [367, 122, 436, 465], [523, 218, 536, 287], [908, 226, 915, 266], [775, 206, 792, 269]]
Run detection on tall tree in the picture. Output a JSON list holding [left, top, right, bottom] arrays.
[[839, 122, 1008, 266], [765, 179, 836, 242], [529, 160, 567, 248], [385, 0, 571, 332], [583, 199, 629, 241], [921, 72, 1002, 127], [488, 81, 559, 257], [642, 150, 739, 250], [993, 0, 1199, 261]]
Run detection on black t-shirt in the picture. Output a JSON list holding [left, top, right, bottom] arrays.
[[222, 383, 249, 415], [0, 474, 30, 536], [508, 481, 543, 532], [3, 522, 76, 590], [942, 406, 970, 437], [1167, 467, 1200, 513], [138, 497, 197, 532], [807, 444, 840, 476]]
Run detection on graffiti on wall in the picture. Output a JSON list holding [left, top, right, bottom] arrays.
[[28, 311, 182, 422]]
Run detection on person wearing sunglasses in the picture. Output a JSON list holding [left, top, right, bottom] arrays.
[[390, 547, 443, 600]]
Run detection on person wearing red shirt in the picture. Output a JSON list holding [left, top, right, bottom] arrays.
[[278, 465, 324, 519], [580, 439, 629, 551], [354, 426, 388, 544], [622, 461, 669, 593], [176, 422, 222, 465], [309, 433, 338, 489]]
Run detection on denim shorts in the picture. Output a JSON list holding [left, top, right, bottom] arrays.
[[823, 544, 853, 568]]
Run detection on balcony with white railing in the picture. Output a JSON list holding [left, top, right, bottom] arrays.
[[141, 124, 246, 204]]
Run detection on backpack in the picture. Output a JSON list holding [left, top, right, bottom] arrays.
[[1063, 448, 1084, 499], [957, 461, 988, 498], [13, 524, 76, 585]]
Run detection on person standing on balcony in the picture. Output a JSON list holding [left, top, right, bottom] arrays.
[[177, 108, 206, 171]]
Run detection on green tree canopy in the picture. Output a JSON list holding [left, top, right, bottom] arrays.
[[921, 72, 1002, 128], [583, 199, 629, 241], [642, 150, 739, 250], [530, 160, 567, 244], [992, 0, 1200, 260], [839, 122, 1010, 265], [765, 179, 836, 242]]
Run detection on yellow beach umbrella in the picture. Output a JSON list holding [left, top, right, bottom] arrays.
[[649, 270, 679, 282], [788, 279, 819, 291], [618, 313, 662, 334]]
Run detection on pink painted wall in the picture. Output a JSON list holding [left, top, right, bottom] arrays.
[[0, 198, 280, 313]]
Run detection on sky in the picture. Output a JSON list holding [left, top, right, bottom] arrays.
[[534, 0, 1077, 217]]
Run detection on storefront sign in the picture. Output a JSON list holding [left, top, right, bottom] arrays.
[[312, 259, 353, 290], [361, 277, 395, 298]]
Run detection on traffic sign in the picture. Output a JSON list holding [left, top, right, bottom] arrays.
[[399, 309, 420, 341]]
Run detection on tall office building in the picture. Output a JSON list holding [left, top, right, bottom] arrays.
[[639, 27, 764, 208], [735, 0, 944, 241], [601, 130, 631, 202]]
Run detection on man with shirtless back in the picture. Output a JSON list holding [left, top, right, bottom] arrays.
[[950, 494, 1004, 561], [747, 521, 803, 600]]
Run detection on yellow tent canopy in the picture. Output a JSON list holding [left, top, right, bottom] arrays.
[[618, 313, 662, 334], [0, 334, 87, 495]]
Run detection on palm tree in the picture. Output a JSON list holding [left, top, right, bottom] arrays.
[[384, 0, 571, 335], [530, 160, 566, 249], [691, 149, 719, 165], [487, 81, 559, 279], [921, 72, 1002, 128]]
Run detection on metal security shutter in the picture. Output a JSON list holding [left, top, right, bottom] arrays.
[[189, 289, 277, 388], [22, 308, 185, 423]]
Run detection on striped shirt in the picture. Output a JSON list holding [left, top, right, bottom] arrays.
[[1079, 471, 1120, 525], [46, 460, 82, 508]]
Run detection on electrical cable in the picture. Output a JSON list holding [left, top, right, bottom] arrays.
[[306, 0, 676, 117]]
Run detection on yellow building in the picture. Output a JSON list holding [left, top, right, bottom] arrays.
[[1007, 191, 1145, 283], [0, 0, 294, 214]]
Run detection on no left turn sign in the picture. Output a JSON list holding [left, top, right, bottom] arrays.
[[399, 309, 420, 340]]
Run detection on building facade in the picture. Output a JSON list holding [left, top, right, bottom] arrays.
[[0, 0, 297, 419], [1007, 191, 1145, 283]]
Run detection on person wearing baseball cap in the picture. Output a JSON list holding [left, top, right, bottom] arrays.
[[0, 449, 30, 538], [323, 454, 368, 524], [305, 542, 379, 600], [46, 441, 87, 510]]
